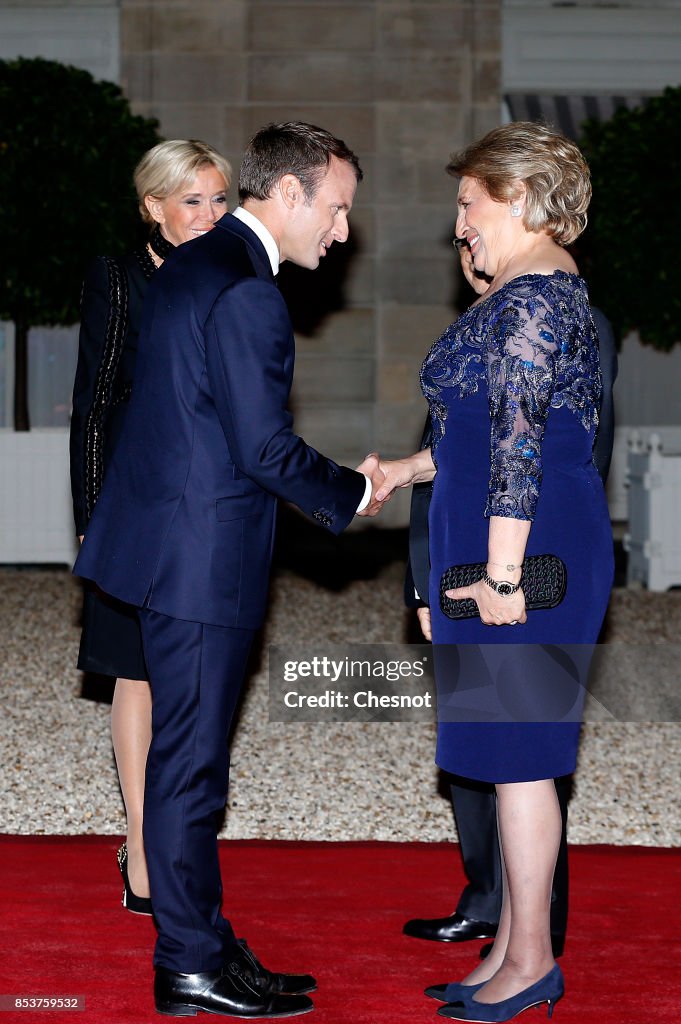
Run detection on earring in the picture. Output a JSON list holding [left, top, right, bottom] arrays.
[[510, 204, 522, 217]]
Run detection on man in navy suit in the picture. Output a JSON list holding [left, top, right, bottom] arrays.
[[402, 239, 617, 958], [75, 123, 382, 1019]]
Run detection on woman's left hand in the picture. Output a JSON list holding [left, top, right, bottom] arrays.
[[445, 579, 527, 626]]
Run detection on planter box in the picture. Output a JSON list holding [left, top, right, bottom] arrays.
[[0, 428, 76, 564], [607, 425, 681, 522], [624, 429, 681, 591]]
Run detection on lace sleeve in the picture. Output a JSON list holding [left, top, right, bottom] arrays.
[[485, 291, 558, 521]]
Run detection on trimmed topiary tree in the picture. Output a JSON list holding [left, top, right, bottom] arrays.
[[0, 57, 160, 429], [579, 85, 681, 351]]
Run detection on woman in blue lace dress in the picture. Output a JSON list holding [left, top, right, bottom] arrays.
[[376, 123, 613, 1022]]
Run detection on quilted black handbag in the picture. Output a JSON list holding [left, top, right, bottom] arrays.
[[439, 554, 567, 619]]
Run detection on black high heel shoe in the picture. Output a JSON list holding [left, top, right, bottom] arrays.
[[116, 843, 153, 916]]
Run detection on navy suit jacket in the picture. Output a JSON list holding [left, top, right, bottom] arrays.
[[405, 305, 618, 607], [75, 213, 365, 629]]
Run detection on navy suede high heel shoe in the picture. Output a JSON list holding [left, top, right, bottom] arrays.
[[437, 964, 564, 1022], [425, 981, 485, 1002], [116, 843, 153, 916]]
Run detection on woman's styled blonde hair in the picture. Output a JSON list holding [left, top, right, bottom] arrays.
[[447, 121, 591, 246], [134, 139, 232, 225]]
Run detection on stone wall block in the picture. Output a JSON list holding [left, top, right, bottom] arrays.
[[473, 57, 501, 103], [150, 5, 247, 53], [292, 356, 374, 404], [377, 103, 463, 158], [288, 405, 373, 459], [417, 160, 461, 204], [347, 206, 376, 256], [294, 309, 376, 357], [352, 151, 374, 201], [219, 107, 248, 171], [151, 54, 247, 103], [242, 105, 376, 153], [472, 3, 502, 54], [376, 0, 469, 9], [376, 56, 464, 102], [121, 7, 152, 54], [378, 256, 457, 306], [380, 303, 459, 361], [249, 4, 375, 50], [344, 254, 377, 307], [151, 103, 227, 153], [378, 5, 469, 51], [377, 204, 456, 260], [249, 54, 374, 102], [374, 401, 425, 456], [373, 154, 419, 202], [121, 54, 152, 103], [471, 104, 503, 140], [377, 361, 425, 404], [247, 0, 370, 5], [123, 0, 215, 6]]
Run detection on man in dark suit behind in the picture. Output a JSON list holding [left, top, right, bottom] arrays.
[[402, 240, 617, 956], [75, 123, 383, 1019]]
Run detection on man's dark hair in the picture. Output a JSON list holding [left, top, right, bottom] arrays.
[[238, 121, 363, 203]]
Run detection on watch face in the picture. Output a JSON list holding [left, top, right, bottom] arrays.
[[497, 582, 514, 596]]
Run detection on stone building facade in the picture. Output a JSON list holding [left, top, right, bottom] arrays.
[[119, 0, 503, 523]]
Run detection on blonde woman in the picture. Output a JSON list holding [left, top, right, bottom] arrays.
[[70, 140, 231, 913]]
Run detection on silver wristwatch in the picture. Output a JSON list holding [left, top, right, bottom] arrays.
[[482, 572, 520, 597]]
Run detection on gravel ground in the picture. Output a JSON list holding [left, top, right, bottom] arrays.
[[1, 563, 679, 846]]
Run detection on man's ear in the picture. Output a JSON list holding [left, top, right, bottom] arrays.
[[144, 195, 165, 224], [278, 173, 303, 210]]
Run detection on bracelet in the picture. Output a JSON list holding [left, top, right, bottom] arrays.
[[487, 560, 523, 572]]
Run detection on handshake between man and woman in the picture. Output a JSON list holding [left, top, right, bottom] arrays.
[[355, 447, 436, 518]]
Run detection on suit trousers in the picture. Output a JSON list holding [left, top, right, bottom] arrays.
[[452, 774, 569, 939], [139, 608, 255, 972]]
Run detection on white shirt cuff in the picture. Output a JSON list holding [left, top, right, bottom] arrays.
[[356, 474, 373, 513]]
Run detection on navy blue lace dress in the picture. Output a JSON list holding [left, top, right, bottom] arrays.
[[422, 272, 613, 783]]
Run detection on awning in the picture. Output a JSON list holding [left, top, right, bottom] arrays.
[[503, 93, 653, 140]]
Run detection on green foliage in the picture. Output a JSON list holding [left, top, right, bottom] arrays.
[[579, 86, 681, 351], [0, 56, 161, 328]]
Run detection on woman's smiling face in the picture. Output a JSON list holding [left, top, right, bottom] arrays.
[[455, 175, 515, 278], [145, 164, 229, 246]]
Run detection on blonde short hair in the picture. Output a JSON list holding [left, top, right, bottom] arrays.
[[134, 139, 232, 225], [446, 122, 591, 246]]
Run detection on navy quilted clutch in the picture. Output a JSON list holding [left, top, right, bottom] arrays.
[[440, 554, 567, 619]]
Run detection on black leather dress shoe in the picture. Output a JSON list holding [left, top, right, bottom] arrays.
[[154, 966, 313, 1018], [236, 940, 317, 995], [403, 912, 498, 943], [479, 934, 565, 959]]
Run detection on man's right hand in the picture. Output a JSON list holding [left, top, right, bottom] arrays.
[[355, 453, 388, 517]]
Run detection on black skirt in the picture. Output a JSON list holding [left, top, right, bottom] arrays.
[[77, 583, 147, 680]]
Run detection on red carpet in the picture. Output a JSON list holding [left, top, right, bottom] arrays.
[[0, 837, 679, 1024]]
